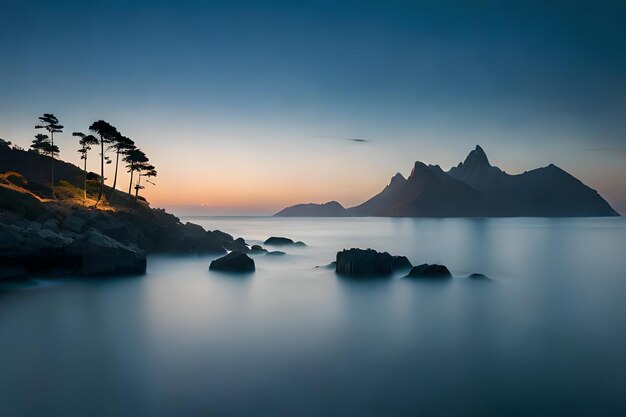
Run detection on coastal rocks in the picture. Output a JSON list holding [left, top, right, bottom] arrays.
[[209, 251, 255, 273], [199, 231, 248, 253], [90, 213, 142, 247], [61, 215, 86, 234], [406, 263, 452, 279], [66, 229, 146, 275], [264, 236, 306, 246], [0, 222, 68, 265], [182, 222, 206, 237], [1, 223, 145, 276], [167, 224, 241, 254], [207, 230, 234, 242], [42, 218, 60, 233], [335, 248, 410, 276], [227, 237, 249, 252], [250, 244, 268, 255], [266, 251, 286, 256], [392, 256, 412, 270], [0, 266, 27, 281]]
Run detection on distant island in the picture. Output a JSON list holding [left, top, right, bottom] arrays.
[[276, 145, 619, 217]]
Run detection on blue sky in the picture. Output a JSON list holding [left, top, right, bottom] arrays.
[[1, 0, 625, 213]]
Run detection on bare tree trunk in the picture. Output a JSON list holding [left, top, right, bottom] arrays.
[[51, 131, 56, 200], [96, 136, 104, 206], [128, 167, 134, 195], [83, 154, 88, 205], [134, 174, 141, 205], [110, 150, 120, 200]]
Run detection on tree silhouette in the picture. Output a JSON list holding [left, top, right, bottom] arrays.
[[31, 133, 50, 155], [35, 114, 63, 199], [123, 147, 147, 197], [134, 163, 157, 204], [30, 133, 59, 197], [88, 120, 119, 206], [108, 134, 135, 199], [73, 132, 99, 204]]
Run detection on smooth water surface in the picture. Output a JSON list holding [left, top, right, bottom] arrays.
[[1, 217, 626, 416]]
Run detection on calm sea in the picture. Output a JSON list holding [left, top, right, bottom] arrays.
[[1, 217, 625, 416]]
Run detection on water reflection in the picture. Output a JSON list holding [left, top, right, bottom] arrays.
[[1, 217, 625, 416]]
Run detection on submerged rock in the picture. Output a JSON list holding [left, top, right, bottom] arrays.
[[250, 244, 268, 255], [406, 263, 452, 279], [467, 273, 491, 280], [209, 251, 255, 273], [266, 251, 286, 256], [316, 261, 336, 269], [264, 236, 306, 246]]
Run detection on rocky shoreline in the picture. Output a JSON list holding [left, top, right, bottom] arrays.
[[0, 190, 250, 279]]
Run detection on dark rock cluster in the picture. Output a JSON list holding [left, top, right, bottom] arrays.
[[335, 248, 412, 276], [0, 193, 250, 279]]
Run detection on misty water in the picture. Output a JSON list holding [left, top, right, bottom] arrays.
[[1, 217, 626, 416]]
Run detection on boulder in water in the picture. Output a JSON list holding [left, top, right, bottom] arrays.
[[467, 273, 490, 280], [209, 251, 255, 273], [336, 248, 394, 276], [264, 236, 306, 246], [406, 263, 452, 279], [250, 244, 268, 254]]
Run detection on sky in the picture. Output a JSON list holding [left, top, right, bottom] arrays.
[[1, 0, 625, 214]]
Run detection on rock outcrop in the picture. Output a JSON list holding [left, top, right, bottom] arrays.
[[467, 273, 490, 280], [250, 244, 268, 255], [335, 248, 410, 276], [392, 256, 412, 270], [209, 251, 255, 272], [66, 229, 146, 275], [406, 264, 452, 279], [0, 222, 146, 276], [264, 236, 306, 246]]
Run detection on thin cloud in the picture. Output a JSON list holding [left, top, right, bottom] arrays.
[[312, 135, 371, 143]]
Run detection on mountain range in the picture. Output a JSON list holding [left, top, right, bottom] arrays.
[[275, 146, 619, 217]]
